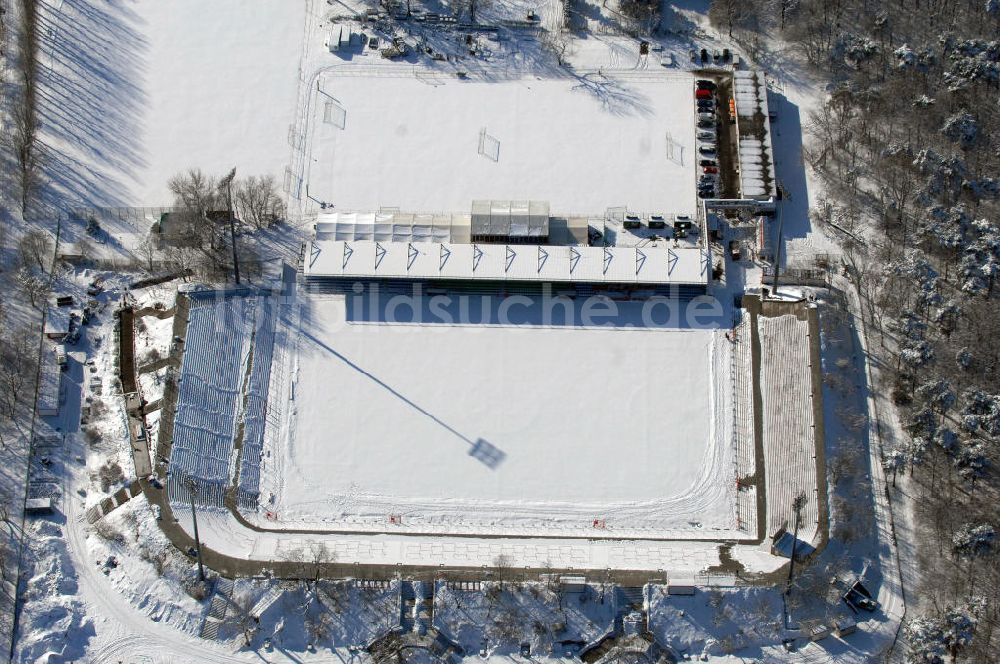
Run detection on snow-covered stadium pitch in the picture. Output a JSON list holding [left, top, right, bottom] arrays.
[[304, 71, 699, 215], [264, 293, 743, 540]]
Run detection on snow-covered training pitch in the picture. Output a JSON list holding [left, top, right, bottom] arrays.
[[264, 293, 741, 540], [305, 71, 699, 215]]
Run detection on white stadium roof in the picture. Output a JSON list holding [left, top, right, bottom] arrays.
[[303, 240, 710, 286]]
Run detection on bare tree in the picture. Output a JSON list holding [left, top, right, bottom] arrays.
[[168, 169, 220, 248], [11, 102, 39, 217], [15, 267, 48, 309], [493, 553, 514, 591], [13, 0, 40, 217], [164, 245, 197, 279], [307, 541, 335, 581], [234, 175, 284, 229], [708, 0, 749, 38], [168, 169, 219, 217], [18, 230, 50, 270], [230, 589, 260, 647], [488, 598, 523, 648], [0, 326, 35, 417], [135, 233, 159, 272], [541, 29, 573, 66], [305, 605, 334, 649]]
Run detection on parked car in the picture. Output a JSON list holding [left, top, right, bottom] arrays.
[[698, 146, 716, 156], [695, 88, 713, 100], [698, 112, 716, 122], [698, 119, 715, 129], [697, 130, 715, 141], [698, 189, 715, 199], [703, 165, 719, 174], [696, 79, 717, 91], [699, 159, 717, 167]]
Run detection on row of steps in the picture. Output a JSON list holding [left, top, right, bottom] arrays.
[[615, 586, 645, 612], [400, 580, 433, 634], [200, 577, 236, 640], [207, 577, 235, 620], [200, 618, 221, 640], [758, 315, 818, 538]]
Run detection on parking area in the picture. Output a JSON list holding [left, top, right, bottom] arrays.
[[692, 73, 740, 201]]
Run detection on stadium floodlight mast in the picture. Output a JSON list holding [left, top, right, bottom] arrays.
[[785, 492, 807, 596], [183, 475, 206, 582], [219, 167, 241, 285]]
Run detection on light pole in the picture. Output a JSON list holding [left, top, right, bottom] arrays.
[[785, 493, 806, 596], [220, 167, 240, 285], [184, 476, 206, 582]]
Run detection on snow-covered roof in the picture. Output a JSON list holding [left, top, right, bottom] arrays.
[[303, 240, 709, 286], [37, 343, 61, 416], [314, 211, 462, 243], [732, 70, 777, 201], [43, 307, 70, 337]]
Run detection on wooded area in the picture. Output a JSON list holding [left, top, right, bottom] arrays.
[[710, 0, 1000, 660]]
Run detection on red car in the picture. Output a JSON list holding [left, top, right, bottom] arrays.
[[695, 88, 713, 100], [703, 166, 719, 174]]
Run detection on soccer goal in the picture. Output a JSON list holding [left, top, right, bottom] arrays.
[[477, 127, 500, 162], [324, 100, 347, 129], [664, 130, 684, 166]]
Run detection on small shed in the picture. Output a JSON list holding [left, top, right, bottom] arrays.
[[44, 306, 70, 340], [666, 579, 696, 596], [37, 343, 62, 417], [327, 26, 343, 52], [25, 497, 54, 515], [559, 576, 587, 593], [332, 24, 353, 50]]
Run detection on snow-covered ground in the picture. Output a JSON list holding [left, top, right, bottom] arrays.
[[8, 1, 909, 662], [307, 71, 699, 215], [38, 0, 305, 207], [178, 507, 725, 573], [268, 292, 737, 538]]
